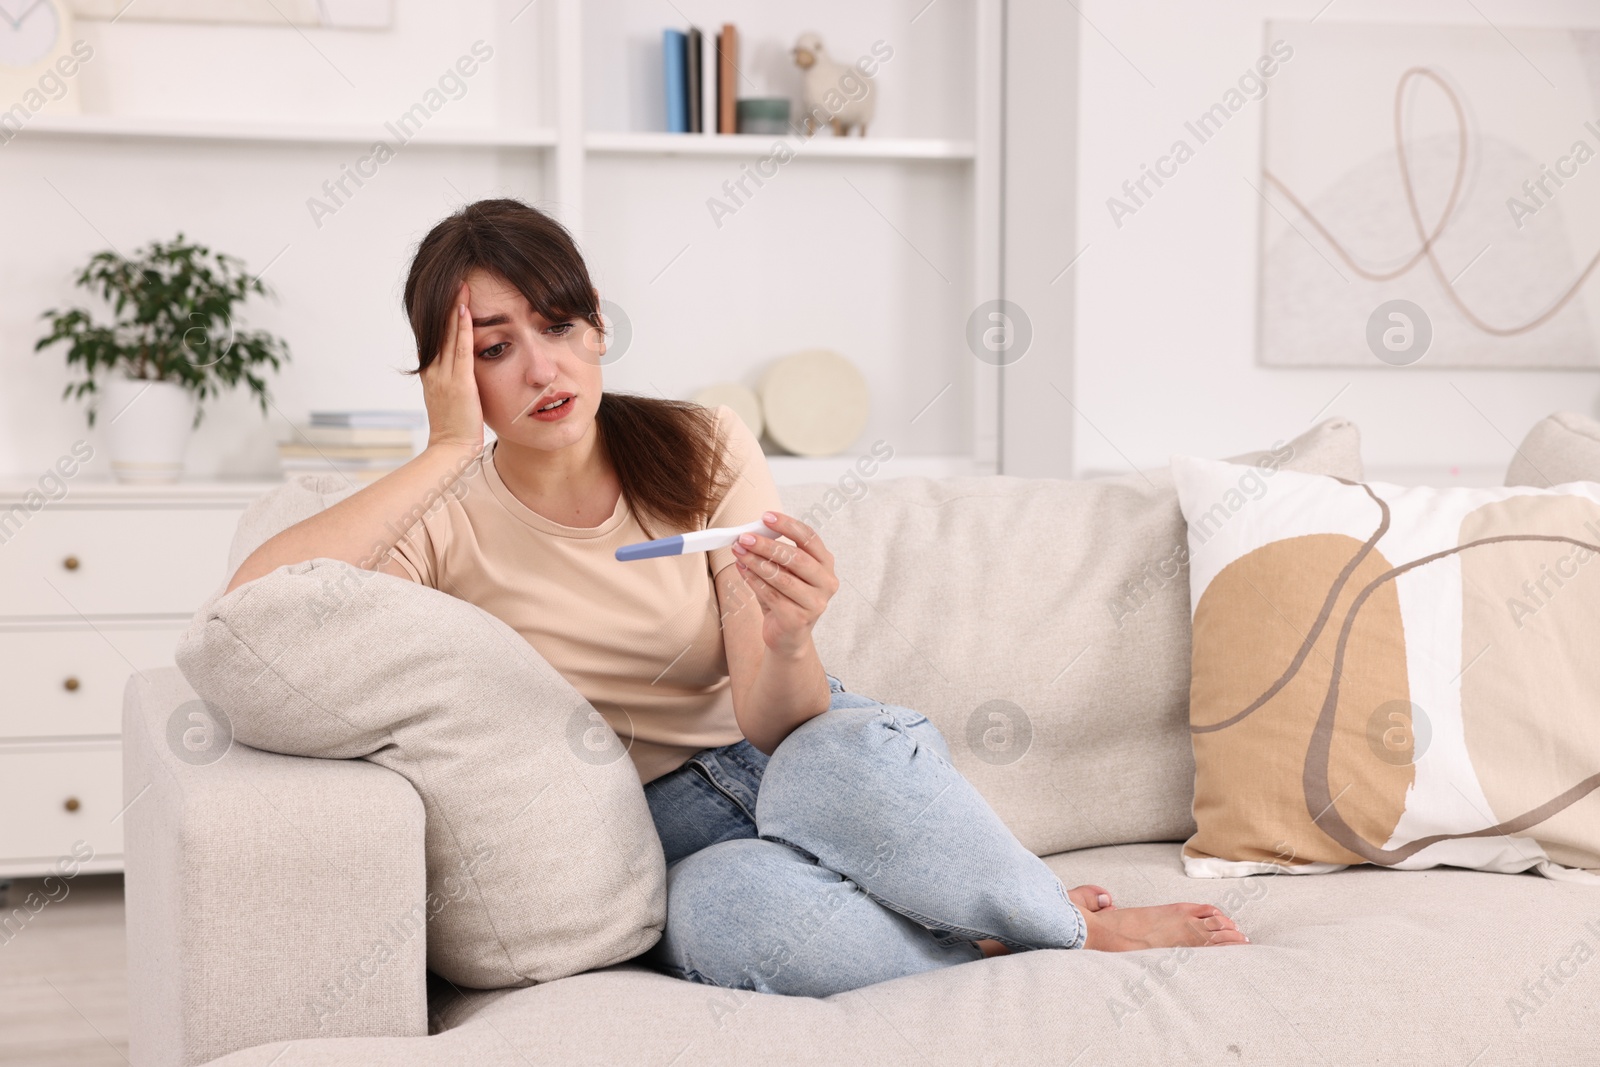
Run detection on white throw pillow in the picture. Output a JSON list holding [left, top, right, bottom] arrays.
[[174, 556, 667, 989]]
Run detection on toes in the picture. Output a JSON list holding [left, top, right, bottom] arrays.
[[1082, 885, 1114, 911], [1068, 884, 1115, 913]]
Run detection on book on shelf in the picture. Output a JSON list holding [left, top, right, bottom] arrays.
[[686, 27, 703, 133], [309, 409, 426, 429], [284, 425, 415, 447], [716, 23, 738, 133], [278, 444, 414, 462], [280, 410, 421, 480], [665, 23, 733, 135], [663, 29, 688, 133], [699, 27, 717, 135]]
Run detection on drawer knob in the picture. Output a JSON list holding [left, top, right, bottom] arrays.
[[63, 796, 80, 812], [63, 555, 80, 571], [63, 676, 80, 692]]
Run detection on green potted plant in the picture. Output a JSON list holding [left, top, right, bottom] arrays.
[[34, 233, 292, 483]]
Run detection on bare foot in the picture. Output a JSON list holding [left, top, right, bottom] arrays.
[[1067, 883, 1115, 915], [1082, 902, 1249, 951], [975, 884, 1118, 957]]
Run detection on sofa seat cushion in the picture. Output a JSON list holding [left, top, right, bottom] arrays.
[[197, 843, 1600, 1066]]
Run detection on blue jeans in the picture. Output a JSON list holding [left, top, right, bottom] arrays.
[[639, 673, 1087, 997]]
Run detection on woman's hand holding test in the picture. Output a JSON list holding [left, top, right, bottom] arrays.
[[732, 511, 839, 658]]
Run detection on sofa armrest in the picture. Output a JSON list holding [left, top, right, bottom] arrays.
[[123, 667, 429, 1067]]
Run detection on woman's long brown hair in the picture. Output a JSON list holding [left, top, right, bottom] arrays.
[[400, 198, 734, 540]]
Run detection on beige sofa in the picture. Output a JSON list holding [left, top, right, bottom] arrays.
[[123, 417, 1600, 1066]]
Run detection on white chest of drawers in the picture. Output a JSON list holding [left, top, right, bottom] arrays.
[[0, 477, 280, 878]]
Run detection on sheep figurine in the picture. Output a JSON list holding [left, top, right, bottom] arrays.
[[792, 33, 876, 137]]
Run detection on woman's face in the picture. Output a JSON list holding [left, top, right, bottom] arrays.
[[462, 267, 606, 453]]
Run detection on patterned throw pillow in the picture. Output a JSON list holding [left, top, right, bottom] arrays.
[[1172, 455, 1600, 882]]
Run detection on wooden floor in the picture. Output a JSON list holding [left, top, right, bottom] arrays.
[[0, 875, 129, 1066]]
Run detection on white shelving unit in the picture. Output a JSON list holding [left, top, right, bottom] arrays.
[[21, 112, 560, 148], [584, 131, 976, 160], [566, 0, 998, 470], [7, 0, 1001, 479]]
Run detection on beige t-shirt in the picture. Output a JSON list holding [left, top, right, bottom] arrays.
[[386, 404, 784, 785]]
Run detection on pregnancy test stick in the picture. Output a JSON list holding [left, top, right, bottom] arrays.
[[615, 518, 778, 561]]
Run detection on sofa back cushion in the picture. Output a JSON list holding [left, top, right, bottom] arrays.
[[1506, 411, 1600, 487], [775, 418, 1363, 856], [174, 553, 666, 990]]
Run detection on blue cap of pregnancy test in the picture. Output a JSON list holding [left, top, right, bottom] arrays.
[[615, 534, 685, 561]]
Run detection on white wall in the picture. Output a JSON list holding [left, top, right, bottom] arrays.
[[1073, 0, 1600, 480]]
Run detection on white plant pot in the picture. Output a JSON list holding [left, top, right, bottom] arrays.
[[103, 375, 196, 484]]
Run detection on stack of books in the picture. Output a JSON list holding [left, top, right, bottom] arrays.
[[278, 410, 425, 485], [664, 22, 738, 133]]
